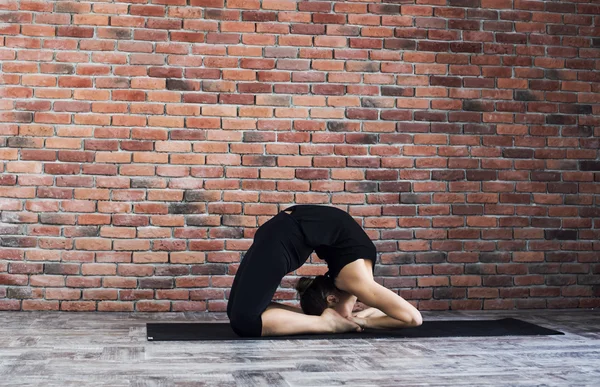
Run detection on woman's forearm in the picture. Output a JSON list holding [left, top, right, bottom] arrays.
[[365, 315, 420, 330], [353, 307, 386, 318]]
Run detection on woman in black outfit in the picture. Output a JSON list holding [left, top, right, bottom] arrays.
[[226, 205, 422, 337]]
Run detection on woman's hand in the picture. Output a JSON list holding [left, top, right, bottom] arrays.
[[348, 315, 367, 331], [322, 308, 363, 333]]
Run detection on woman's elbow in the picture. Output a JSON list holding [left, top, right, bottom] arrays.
[[410, 310, 423, 327], [399, 308, 422, 327]]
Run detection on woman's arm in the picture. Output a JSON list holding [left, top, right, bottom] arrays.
[[351, 301, 420, 330], [335, 260, 422, 329], [352, 307, 385, 319], [352, 282, 422, 329]]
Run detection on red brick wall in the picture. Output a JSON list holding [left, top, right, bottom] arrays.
[[1, 0, 599, 312]]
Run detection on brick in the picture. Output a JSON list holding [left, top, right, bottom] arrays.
[[98, 302, 134, 312], [242, 11, 276, 22], [171, 32, 204, 43], [579, 161, 600, 171], [166, 79, 200, 91], [544, 230, 578, 240], [309, 85, 343, 96], [291, 24, 325, 35]]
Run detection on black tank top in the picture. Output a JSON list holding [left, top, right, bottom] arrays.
[[283, 205, 377, 278]]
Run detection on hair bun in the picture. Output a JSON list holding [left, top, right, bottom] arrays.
[[295, 277, 313, 295]]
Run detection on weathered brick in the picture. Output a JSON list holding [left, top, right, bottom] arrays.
[[544, 230, 578, 240]]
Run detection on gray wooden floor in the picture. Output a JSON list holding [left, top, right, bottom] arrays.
[[0, 310, 598, 387]]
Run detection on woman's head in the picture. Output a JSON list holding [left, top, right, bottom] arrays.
[[296, 275, 339, 315]]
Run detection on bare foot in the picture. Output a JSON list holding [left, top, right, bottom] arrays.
[[321, 308, 362, 333]]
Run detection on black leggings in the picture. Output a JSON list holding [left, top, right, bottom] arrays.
[[226, 244, 289, 337], [226, 211, 309, 337]]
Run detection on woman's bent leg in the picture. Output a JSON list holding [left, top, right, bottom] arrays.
[[227, 245, 287, 337], [261, 302, 362, 336]]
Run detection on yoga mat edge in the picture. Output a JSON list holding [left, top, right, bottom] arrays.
[[146, 318, 564, 342]]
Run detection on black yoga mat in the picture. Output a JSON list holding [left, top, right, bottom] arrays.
[[146, 318, 563, 341]]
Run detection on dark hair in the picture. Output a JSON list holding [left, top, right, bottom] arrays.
[[295, 275, 337, 316]]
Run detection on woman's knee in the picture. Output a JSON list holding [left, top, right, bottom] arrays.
[[228, 310, 263, 337]]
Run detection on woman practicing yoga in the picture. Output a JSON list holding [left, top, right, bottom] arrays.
[[226, 205, 423, 337]]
